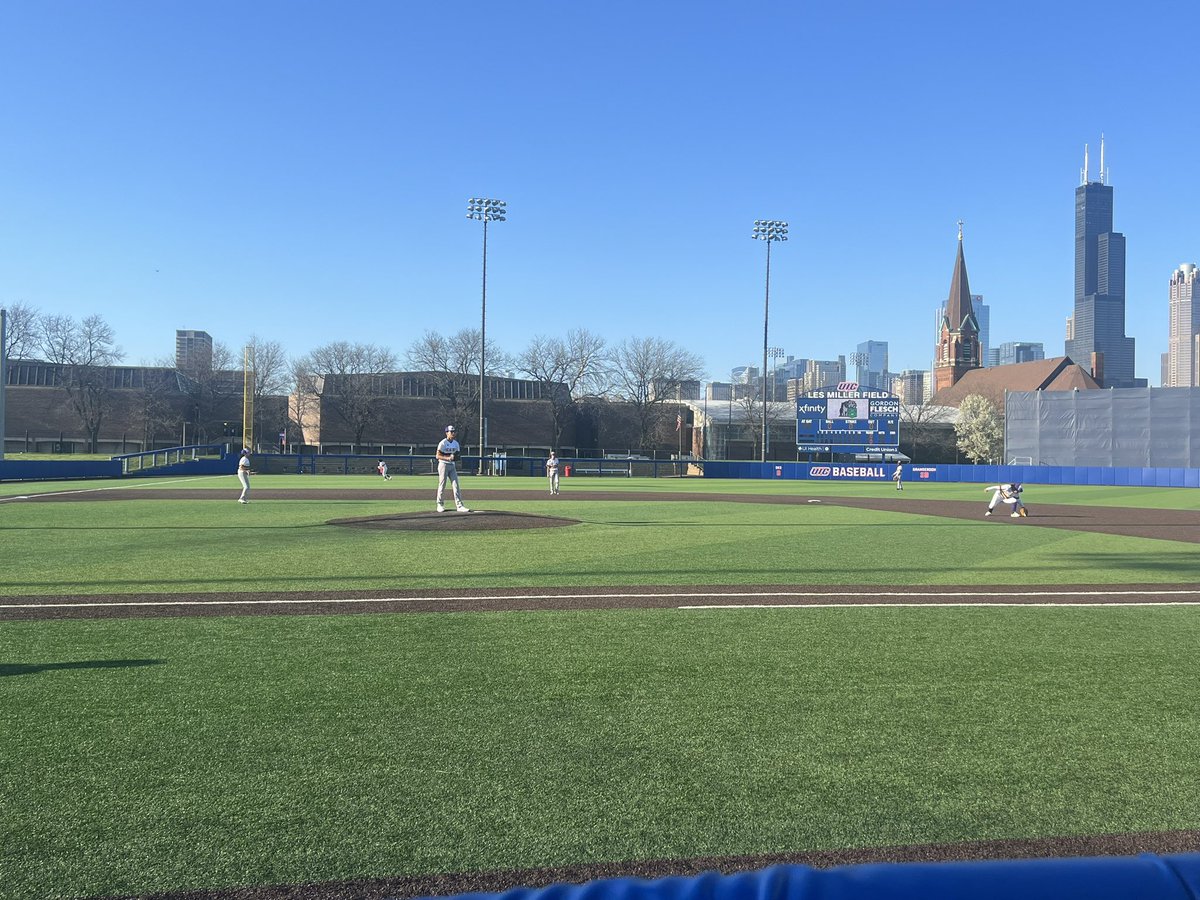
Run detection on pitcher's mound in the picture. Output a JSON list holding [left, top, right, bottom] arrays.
[[328, 510, 580, 531]]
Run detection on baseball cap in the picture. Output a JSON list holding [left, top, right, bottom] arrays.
[[446, 425, 456, 433]]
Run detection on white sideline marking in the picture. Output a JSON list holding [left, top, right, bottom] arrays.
[[0, 476, 214, 503], [3, 588, 1200, 611], [0, 597, 418, 609]]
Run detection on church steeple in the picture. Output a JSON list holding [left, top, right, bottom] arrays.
[[934, 223, 982, 392]]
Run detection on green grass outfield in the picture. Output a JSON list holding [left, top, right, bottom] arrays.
[[3, 475, 1200, 899], [1, 475, 1199, 595]]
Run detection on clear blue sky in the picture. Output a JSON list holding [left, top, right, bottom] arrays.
[[2, 1, 1196, 383]]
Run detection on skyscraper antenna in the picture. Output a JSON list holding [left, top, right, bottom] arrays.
[[1082, 143, 1089, 185], [1100, 133, 1107, 184], [957, 219, 964, 241]]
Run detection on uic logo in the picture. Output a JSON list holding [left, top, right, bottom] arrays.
[[810, 466, 832, 477]]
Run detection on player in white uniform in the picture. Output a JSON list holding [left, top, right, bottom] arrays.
[[984, 483, 1027, 517], [546, 451, 560, 495], [236, 448, 251, 503], [892, 463, 903, 491], [377, 459, 391, 480], [435, 425, 470, 513]]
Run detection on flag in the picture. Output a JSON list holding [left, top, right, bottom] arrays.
[[675, 413, 682, 432]]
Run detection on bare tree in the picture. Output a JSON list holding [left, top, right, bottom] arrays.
[[898, 400, 955, 463], [3, 301, 40, 361], [405, 329, 510, 448], [607, 336, 704, 450], [133, 369, 180, 450], [288, 357, 321, 449], [37, 313, 124, 453], [733, 381, 787, 458], [517, 328, 607, 446], [245, 335, 289, 448], [171, 341, 239, 444], [297, 341, 398, 450]]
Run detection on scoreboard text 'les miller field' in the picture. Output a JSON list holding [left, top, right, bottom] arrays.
[[795, 383, 900, 454]]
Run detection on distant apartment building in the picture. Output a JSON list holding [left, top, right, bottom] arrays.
[[800, 356, 846, 393], [768, 356, 803, 400], [1166, 263, 1200, 386], [854, 340, 889, 389], [176, 330, 213, 369], [650, 378, 701, 401], [893, 369, 932, 405], [975, 296, 990, 366], [996, 341, 1045, 366]]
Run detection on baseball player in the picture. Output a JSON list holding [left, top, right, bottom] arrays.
[[892, 463, 903, 491], [984, 483, 1027, 517], [236, 448, 252, 504], [435, 425, 470, 513], [377, 459, 391, 480], [546, 450, 561, 495]]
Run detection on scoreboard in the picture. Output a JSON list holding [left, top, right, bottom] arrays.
[[795, 383, 900, 453]]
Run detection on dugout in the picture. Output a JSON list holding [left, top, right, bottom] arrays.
[[1005, 387, 1200, 467]]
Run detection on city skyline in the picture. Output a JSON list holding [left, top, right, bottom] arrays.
[[2, 2, 1198, 385]]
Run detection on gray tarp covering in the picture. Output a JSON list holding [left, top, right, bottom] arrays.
[[1005, 387, 1200, 467]]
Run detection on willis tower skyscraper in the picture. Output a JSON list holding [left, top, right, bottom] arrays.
[[1065, 138, 1144, 388]]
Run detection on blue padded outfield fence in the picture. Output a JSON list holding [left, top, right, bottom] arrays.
[[702, 460, 1200, 488], [435, 854, 1200, 900], [4, 448, 1200, 488]]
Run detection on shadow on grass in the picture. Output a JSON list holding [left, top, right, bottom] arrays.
[[0, 659, 164, 677]]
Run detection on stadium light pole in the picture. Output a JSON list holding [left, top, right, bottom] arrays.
[[766, 345, 784, 456], [767, 346, 785, 402], [467, 197, 506, 474], [752, 220, 788, 462], [848, 351, 868, 386]]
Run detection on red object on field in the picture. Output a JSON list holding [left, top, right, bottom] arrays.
[[564, 465, 572, 477]]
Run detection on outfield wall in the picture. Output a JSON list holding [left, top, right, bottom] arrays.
[[701, 461, 1200, 488], [5, 454, 1200, 488]]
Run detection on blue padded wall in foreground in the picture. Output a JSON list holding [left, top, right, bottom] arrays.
[[430, 855, 1200, 900]]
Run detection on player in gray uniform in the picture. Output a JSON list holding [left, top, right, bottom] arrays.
[[546, 451, 561, 495], [435, 425, 470, 513], [236, 448, 252, 503]]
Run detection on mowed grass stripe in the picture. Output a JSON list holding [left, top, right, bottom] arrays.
[[3, 496, 1199, 596], [4, 607, 1200, 899]]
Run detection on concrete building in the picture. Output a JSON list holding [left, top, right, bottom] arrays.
[[996, 341, 1046, 366], [175, 330, 213, 370], [854, 340, 889, 389], [1166, 263, 1200, 387], [800, 356, 846, 393], [892, 369, 932, 405]]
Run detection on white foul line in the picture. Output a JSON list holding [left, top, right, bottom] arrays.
[[3, 588, 1200, 611], [0, 476, 216, 503]]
